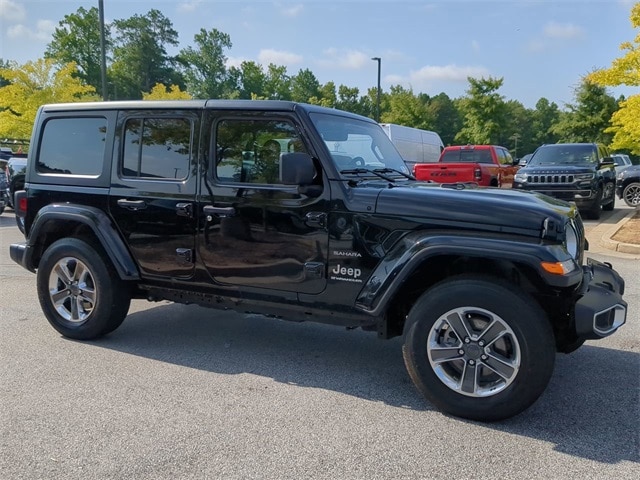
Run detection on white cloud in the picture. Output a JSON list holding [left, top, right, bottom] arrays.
[[543, 21, 584, 39], [318, 48, 371, 69], [258, 49, 303, 66], [7, 19, 55, 41], [226, 56, 249, 69], [177, 1, 203, 14], [409, 64, 490, 83], [0, 0, 25, 21]]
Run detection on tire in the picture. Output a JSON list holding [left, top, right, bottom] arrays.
[[402, 275, 556, 422], [587, 187, 603, 220], [602, 186, 615, 211], [37, 238, 131, 340], [622, 181, 640, 208]]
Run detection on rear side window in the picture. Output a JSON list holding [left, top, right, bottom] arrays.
[[122, 117, 192, 180], [37, 117, 107, 176]]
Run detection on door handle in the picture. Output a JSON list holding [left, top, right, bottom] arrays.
[[176, 202, 193, 218], [203, 205, 236, 217], [117, 199, 146, 210]]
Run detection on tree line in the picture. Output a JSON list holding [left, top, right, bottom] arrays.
[[0, 6, 634, 159]]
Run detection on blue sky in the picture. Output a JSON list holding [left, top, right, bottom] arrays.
[[0, 0, 636, 108]]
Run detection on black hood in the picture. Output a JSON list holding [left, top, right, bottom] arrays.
[[369, 181, 576, 234]]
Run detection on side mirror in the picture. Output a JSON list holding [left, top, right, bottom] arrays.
[[280, 152, 316, 185], [600, 157, 615, 166]]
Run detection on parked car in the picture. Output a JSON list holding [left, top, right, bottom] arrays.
[[616, 164, 640, 207], [611, 153, 632, 175], [513, 143, 616, 219], [518, 153, 533, 167], [9, 100, 627, 422], [413, 144, 519, 187], [4, 156, 27, 209]]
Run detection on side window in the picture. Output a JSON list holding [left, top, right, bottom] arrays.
[[122, 117, 192, 180], [498, 148, 513, 165], [215, 118, 307, 185], [37, 117, 106, 176]]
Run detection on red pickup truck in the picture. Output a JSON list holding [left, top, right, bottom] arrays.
[[413, 145, 519, 187]]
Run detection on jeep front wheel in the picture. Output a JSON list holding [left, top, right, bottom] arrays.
[[37, 238, 131, 340], [402, 276, 555, 421]]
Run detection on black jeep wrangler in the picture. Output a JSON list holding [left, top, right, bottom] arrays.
[[10, 101, 627, 421], [512, 143, 617, 219]]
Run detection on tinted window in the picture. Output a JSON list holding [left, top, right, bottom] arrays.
[[441, 149, 492, 163], [122, 117, 192, 180], [37, 117, 106, 176], [215, 118, 307, 184]]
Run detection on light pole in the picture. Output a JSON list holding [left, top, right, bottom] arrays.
[[371, 57, 381, 122], [98, 0, 107, 100]]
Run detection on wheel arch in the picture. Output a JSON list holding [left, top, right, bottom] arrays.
[[24, 204, 139, 280], [357, 232, 578, 341]]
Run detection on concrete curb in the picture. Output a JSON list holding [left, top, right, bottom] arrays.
[[600, 209, 640, 255]]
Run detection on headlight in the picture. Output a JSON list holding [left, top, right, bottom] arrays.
[[564, 221, 579, 259], [514, 173, 528, 182], [574, 173, 595, 181]]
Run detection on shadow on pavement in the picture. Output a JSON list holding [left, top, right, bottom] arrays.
[[91, 302, 639, 465]]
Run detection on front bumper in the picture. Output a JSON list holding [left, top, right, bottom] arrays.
[[574, 258, 627, 340]]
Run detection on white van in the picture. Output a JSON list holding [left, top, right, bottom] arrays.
[[380, 123, 444, 171]]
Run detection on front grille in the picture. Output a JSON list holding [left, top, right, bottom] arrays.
[[529, 174, 575, 184]]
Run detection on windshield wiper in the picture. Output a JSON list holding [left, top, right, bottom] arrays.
[[339, 168, 396, 182], [373, 167, 416, 180]]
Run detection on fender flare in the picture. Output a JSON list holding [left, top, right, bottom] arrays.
[[25, 203, 140, 280], [355, 230, 581, 316]]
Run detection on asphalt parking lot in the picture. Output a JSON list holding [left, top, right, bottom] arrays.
[[1, 209, 638, 480]]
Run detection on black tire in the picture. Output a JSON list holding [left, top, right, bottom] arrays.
[[402, 275, 556, 422], [587, 187, 603, 220], [37, 238, 131, 340], [603, 183, 615, 211], [622, 181, 640, 208]]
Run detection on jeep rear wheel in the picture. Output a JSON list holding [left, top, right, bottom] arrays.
[[37, 238, 131, 340], [402, 275, 555, 421], [622, 181, 640, 207]]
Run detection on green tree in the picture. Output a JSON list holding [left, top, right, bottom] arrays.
[[0, 59, 98, 138], [427, 93, 460, 146], [178, 28, 232, 99], [263, 64, 291, 100], [550, 78, 617, 143], [110, 9, 184, 99], [502, 100, 533, 158], [290, 68, 321, 103], [229, 61, 267, 99], [308, 81, 337, 108], [44, 6, 109, 97], [455, 77, 506, 144], [530, 98, 560, 149], [381, 85, 434, 129], [587, 2, 640, 153]]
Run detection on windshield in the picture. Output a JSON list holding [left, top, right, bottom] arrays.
[[530, 145, 597, 166], [309, 112, 411, 176]]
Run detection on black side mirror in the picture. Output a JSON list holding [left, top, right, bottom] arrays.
[[600, 157, 615, 166], [280, 152, 316, 185]]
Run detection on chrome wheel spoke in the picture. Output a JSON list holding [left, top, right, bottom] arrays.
[[460, 363, 477, 394], [478, 320, 507, 346], [51, 289, 71, 305], [483, 354, 517, 381], [444, 311, 472, 341], [429, 346, 463, 363], [53, 262, 73, 284]]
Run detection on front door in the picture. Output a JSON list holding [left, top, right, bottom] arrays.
[[198, 111, 329, 294]]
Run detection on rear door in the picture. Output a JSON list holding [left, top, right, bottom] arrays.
[[109, 109, 200, 279]]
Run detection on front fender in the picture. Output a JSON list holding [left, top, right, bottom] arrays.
[[24, 203, 139, 280], [355, 231, 582, 315]]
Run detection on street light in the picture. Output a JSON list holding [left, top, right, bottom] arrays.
[[371, 57, 381, 122], [98, 0, 107, 100]]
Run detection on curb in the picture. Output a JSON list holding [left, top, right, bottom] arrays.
[[600, 209, 640, 255]]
